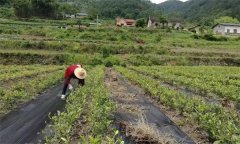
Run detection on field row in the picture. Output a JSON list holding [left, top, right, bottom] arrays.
[[0, 65, 64, 116], [130, 66, 240, 103], [115, 66, 240, 143], [46, 66, 120, 143], [0, 65, 63, 81]]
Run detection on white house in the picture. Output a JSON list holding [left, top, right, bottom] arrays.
[[213, 23, 240, 35]]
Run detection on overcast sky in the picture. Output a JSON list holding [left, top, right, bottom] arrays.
[[151, 0, 188, 4]]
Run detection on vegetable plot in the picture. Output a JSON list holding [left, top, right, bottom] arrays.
[[0, 65, 64, 116], [131, 66, 240, 102], [116, 66, 240, 143], [46, 66, 119, 143]]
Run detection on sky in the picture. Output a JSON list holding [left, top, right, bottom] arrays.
[[150, 0, 188, 4]]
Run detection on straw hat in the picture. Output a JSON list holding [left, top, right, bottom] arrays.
[[74, 68, 87, 79]]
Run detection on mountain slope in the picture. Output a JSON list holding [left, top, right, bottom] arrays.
[[158, 0, 240, 24]]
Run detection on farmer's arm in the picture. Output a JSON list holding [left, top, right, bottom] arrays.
[[78, 79, 85, 86]]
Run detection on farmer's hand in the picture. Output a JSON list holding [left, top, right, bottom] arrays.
[[68, 84, 73, 90]]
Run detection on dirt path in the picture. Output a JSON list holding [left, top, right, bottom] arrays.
[[105, 68, 195, 144], [0, 83, 66, 144]]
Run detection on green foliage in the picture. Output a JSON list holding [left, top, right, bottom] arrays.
[[12, 0, 59, 18], [0, 7, 14, 18], [104, 56, 121, 67], [102, 48, 110, 58], [159, 0, 240, 25], [0, 65, 63, 115], [136, 18, 146, 28], [13, 0, 32, 18], [46, 66, 119, 143], [192, 34, 229, 42], [31, 0, 59, 18], [214, 16, 240, 24], [90, 0, 162, 19], [116, 66, 240, 143]]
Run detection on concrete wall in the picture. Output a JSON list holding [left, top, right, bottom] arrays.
[[214, 25, 240, 35], [224, 26, 240, 34]]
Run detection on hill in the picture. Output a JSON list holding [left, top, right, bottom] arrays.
[[158, 0, 240, 25]]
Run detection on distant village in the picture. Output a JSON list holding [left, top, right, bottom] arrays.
[[64, 13, 240, 36]]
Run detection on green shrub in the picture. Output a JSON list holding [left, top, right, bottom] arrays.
[[104, 56, 121, 66], [203, 34, 228, 41], [105, 61, 113, 67], [38, 41, 46, 49], [192, 34, 201, 39], [108, 37, 117, 41], [154, 35, 162, 42], [102, 48, 110, 58], [136, 18, 146, 28]]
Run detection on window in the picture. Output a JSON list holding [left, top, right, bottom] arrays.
[[234, 29, 237, 34], [227, 29, 230, 33]]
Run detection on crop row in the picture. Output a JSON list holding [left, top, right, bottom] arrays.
[[0, 70, 63, 116], [115, 66, 240, 143], [0, 65, 44, 73], [0, 65, 63, 81], [130, 66, 240, 102], [46, 66, 120, 143], [151, 66, 240, 87]]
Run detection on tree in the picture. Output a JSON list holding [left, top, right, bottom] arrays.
[[214, 16, 240, 24], [159, 16, 168, 29], [59, 3, 77, 15], [0, 0, 13, 6], [76, 19, 82, 31], [31, 0, 59, 18], [13, 0, 32, 18], [136, 18, 146, 28]]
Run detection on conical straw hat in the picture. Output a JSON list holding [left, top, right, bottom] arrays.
[[74, 68, 87, 79]]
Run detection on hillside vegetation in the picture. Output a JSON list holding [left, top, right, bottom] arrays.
[[159, 0, 240, 25]]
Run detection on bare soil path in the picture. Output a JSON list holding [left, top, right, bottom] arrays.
[[105, 68, 195, 144], [0, 83, 66, 144]]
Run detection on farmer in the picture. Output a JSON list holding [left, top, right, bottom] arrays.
[[61, 64, 87, 100]]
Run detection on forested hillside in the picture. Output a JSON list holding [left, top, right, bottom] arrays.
[[1, 0, 240, 25], [159, 0, 240, 25]]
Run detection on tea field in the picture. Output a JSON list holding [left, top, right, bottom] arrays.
[[0, 18, 240, 143]]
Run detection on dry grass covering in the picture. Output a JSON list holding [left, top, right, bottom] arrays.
[[130, 115, 178, 144]]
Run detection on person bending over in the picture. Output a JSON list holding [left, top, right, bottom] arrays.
[[61, 64, 86, 100]]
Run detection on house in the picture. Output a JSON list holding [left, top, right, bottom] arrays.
[[76, 13, 88, 19], [147, 17, 160, 28], [65, 14, 75, 18], [174, 22, 182, 30], [147, 17, 183, 30], [167, 22, 183, 30], [213, 23, 240, 35], [116, 17, 136, 27]]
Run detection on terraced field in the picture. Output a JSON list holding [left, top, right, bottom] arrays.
[[1, 18, 240, 143]]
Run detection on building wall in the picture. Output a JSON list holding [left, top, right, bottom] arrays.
[[213, 25, 225, 35], [224, 26, 240, 34], [147, 20, 152, 28], [214, 25, 240, 35]]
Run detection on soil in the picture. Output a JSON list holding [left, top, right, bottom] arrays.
[[105, 68, 196, 144], [0, 83, 67, 144]]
